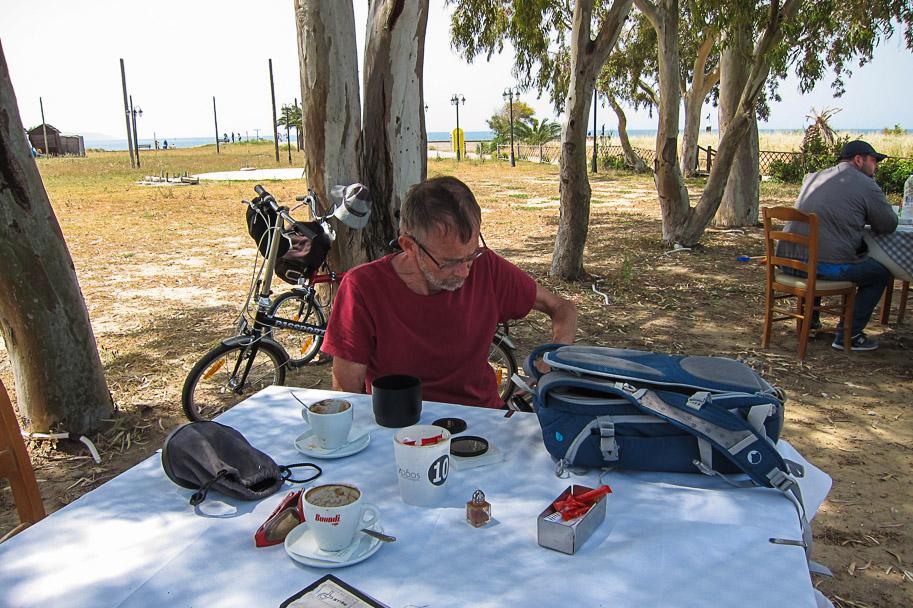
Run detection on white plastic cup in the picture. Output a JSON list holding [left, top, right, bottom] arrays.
[[303, 484, 379, 552], [393, 425, 452, 506], [302, 399, 353, 450]]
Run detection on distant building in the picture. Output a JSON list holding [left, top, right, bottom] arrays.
[[27, 123, 85, 157]]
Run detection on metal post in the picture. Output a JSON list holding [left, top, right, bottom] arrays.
[[591, 88, 597, 173], [269, 59, 280, 162], [39, 97, 49, 157], [213, 96, 220, 154], [130, 95, 140, 168], [120, 59, 136, 168], [707, 145, 713, 172], [294, 97, 301, 151], [450, 94, 465, 161]]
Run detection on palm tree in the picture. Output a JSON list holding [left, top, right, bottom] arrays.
[[277, 103, 303, 150], [802, 106, 841, 150], [514, 118, 562, 145]]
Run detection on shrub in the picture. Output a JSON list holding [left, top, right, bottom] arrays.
[[875, 158, 913, 195], [767, 132, 849, 183]]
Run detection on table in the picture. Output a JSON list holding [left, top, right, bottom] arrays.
[[865, 224, 913, 282], [0, 387, 832, 608]]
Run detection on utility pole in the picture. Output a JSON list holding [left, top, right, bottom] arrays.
[[213, 96, 220, 154], [450, 93, 465, 161], [591, 88, 598, 174], [39, 97, 49, 156], [502, 88, 517, 167], [119, 58, 136, 168], [269, 59, 279, 162]]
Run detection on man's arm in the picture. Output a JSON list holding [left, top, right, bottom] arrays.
[[531, 283, 577, 344], [331, 356, 369, 394]]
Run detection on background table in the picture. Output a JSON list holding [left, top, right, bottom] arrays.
[[0, 387, 831, 608], [865, 224, 913, 282]]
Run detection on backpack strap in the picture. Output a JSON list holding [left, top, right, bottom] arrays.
[[635, 389, 812, 560]]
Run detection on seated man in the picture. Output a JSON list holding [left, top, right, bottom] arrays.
[[322, 176, 577, 407], [779, 140, 898, 351]]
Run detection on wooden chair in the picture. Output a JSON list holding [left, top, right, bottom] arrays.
[[761, 207, 856, 359], [0, 379, 46, 542], [879, 279, 909, 325]]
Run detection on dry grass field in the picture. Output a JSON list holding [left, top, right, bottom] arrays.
[[1, 142, 911, 607]]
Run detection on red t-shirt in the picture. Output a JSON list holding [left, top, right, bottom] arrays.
[[321, 252, 537, 408]]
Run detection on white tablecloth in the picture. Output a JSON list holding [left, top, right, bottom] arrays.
[[0, 387, 831, 608], [865, 224, 913, 282]]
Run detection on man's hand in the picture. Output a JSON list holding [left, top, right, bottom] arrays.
[[529, 283, 577, 375], [331, 356, 368, 394], [531, 284, 578, 345]]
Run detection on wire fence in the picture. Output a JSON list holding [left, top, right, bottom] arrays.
[[485, 141, 908, 175]]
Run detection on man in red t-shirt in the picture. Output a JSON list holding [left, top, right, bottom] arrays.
[[321, 176, 577, 408]]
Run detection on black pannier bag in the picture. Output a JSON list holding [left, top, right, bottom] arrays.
[[162, 421, 321, 505], [246, 203, 332, 285]]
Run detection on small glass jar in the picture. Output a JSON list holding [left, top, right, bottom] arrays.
[[466, 489, 491, 527]]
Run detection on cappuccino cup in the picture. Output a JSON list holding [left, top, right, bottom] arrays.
[[302, 399, 353, 450], [303, 484, 379, 551]]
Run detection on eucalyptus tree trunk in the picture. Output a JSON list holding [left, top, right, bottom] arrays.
[[295, 0, 365, 271], [715, 23, 760, 227], [362, 0, 429, 260], [0, 44, 112, 434], [551, 0, 633, 280], [635, 0, 798, 246], [680, 34, 719, 177], [607, 95, 649, 173]]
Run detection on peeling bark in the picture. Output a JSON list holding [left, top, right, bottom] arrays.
[[362, 0, 428, 260], [296, 0, 365, 271], [0, 42, 112, 433]]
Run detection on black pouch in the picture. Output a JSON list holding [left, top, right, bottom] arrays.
[[162, 421, 321, 505]]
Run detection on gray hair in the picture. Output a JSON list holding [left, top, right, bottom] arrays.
[[399, 176, 481, 243]]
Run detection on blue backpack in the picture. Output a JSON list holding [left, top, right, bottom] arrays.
[[522, 344, 823, 569]]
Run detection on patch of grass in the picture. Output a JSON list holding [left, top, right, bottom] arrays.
[[508, 193, 529, 199]]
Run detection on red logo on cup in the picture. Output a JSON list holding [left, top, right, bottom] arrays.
[[314, 513, 341, 526]]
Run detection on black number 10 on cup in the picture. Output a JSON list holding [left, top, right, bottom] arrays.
[[393, 425, 452, 505]]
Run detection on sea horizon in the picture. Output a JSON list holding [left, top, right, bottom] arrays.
[[83, 127, 909, 152]]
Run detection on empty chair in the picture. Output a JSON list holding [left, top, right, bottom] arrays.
[[0, 379, 46, 542], [761, 207, 856, 359]]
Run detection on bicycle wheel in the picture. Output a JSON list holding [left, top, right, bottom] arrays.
[[267, 291, 327, 366], [182, 339, 287, 422], [489, 338, 518, 403]]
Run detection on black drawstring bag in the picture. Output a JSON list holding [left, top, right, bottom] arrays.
[[162, 421, 321, 505]]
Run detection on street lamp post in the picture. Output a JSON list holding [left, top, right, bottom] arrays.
[[130, 95, 143, 168], [502, 87, 518, 167], [450, 93, 465, 161]]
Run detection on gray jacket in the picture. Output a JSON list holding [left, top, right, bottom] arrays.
[[779, 162, 898, 264]]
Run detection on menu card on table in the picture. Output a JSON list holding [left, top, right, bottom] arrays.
[[280, 575, 389, 608]]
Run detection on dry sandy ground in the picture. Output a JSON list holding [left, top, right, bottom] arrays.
[[1, 154, 911, 607]]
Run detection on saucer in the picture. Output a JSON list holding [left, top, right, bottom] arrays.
[[284, 522, 384, 568], [294, 428, 371, 459]]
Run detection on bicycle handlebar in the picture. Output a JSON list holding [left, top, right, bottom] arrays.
[[246, 185, 325, 239]]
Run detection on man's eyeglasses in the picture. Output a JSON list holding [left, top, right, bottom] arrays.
[[406, 233, 488, 270]]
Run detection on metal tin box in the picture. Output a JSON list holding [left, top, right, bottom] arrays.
[[537, 484, 608, 555]]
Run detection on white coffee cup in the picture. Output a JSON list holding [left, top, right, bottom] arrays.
[[393, 425, 452, 506], [302, 399, 353, 450], [303, 483, 380, 551]]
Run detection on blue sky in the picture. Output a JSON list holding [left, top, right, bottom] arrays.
[[2, 0, 911, 139]]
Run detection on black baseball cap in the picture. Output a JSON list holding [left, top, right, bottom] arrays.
[[838, 140, 888, 161]]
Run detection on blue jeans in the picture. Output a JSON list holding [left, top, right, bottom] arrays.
[[814, 259, 892, 335]]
